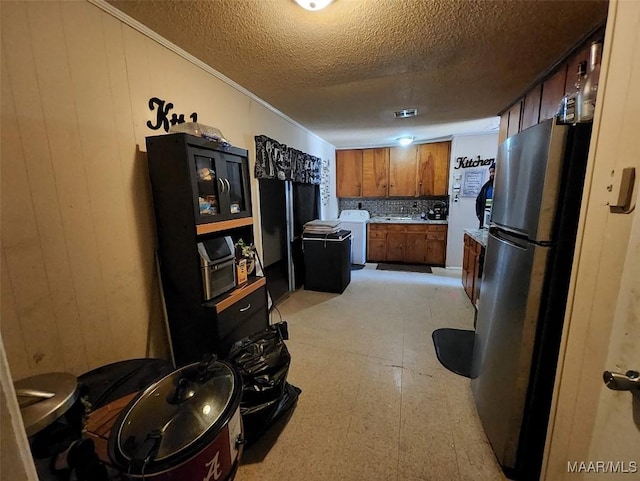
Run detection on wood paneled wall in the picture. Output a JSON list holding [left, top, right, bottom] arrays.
[[0, 1, 334, 380]]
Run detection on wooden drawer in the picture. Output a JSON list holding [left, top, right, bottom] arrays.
[[406, 224, 429, 233], [386, 224, 407, 232], [368, 230, 386, 239], [217, 285, 268, 350], [427, 224, 448, 232], [369, 224, 387, 232], [427, 232, 446, 240]]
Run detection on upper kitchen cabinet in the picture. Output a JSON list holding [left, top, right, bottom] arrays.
[[564, 43, 592, 98], [539, 66, 567, 122], [417, 142, 451, 196], [336, 149, 363, 197], [507, 101, 522, 138], [499, 26, 604, 142], [499, 101, 523, 144], [388, 146, 418, 196], [336, 142, 451, 198], [521, 84, 542, 131], [362, 148, 389, 197], [498, 114, 509, 145]]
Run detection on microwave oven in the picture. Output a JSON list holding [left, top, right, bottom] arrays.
[[198, 236, 236, 300]]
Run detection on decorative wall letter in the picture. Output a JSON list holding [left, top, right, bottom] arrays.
[[146, 97, 198, 133]]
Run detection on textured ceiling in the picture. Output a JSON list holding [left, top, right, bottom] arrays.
[[108, 0, 608, 148]]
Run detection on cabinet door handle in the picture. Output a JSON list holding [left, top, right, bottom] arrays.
[[224, 178, 231, 193], [218, 178, 226, 193], [239, 303, 251, 312]]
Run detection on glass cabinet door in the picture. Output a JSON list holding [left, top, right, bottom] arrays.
[[224, 155, 249, 216], [192, 149, 224, 222]]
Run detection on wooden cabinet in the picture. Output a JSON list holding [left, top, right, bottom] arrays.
[[540, 67, 568, 122], [498, 113, 509, 145], [367, 223, 447, 266], [500, 29, 603, 141], [521, 84, 542, 131], [565, 44, 591, 94], [406, 231, 427, 264], [336, 149, 363, 197], [507, 100, 523, 138], [386, 231, 406, 262], [362, 148, 389, 197], [146, 133, 268, 366], [425, 225, 447, 265], [462, 233, 485, 306], [389, 146, 417, 196], [417, 142, 450, 196], [367, 226, 387, 260], [337, 142, 451, 198]]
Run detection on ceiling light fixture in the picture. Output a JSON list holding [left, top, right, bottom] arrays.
[[294, 0, 334, 11], [397, 136, 414, 146]]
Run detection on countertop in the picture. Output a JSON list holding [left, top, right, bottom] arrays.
[[464, 228, 488, 247], [368, 216, 448, 225]]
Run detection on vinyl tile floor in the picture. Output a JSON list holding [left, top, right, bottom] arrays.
[[236, 265, 507, 481]]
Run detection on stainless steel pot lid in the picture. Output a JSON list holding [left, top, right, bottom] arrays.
[[115, 360, 236, 462], [14, 372, 79, 437]]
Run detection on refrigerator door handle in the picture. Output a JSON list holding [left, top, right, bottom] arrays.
[[490, 227, 528, 250]]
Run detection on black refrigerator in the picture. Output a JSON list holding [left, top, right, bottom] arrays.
[[470, 119, 592, 480], [259, 179, 319, 303]]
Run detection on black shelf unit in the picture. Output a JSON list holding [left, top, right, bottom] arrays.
[[146, 133, 268, 366]]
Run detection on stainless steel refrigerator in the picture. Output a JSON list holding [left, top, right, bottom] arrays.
[[470, 118, 592, 480]]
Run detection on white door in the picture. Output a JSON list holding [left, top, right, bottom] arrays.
[[543, 1, 640, 479], [578, 4, 640, 473], [587, 185, 640, 475]]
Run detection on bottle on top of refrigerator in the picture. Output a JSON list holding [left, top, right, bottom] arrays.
[[557, 61, 586, 124], [577, 41, 602, 122]]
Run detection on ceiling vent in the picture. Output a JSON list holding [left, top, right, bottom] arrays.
[[394, 108, 418, 119]]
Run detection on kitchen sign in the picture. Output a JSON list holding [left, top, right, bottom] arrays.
[[147, 97, 199, 132], [454, 155, 495, 169]]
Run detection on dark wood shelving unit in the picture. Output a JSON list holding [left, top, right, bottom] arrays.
[[147, 133, 269, 366]]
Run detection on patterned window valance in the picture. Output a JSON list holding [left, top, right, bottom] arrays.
[[254, 135, 321, 185]]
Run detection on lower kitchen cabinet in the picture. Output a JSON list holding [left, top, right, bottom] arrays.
[[462, 233, 485, 306], [367, 228, 387, 261], [367, 223, 447, 266], [386, 231, 406, 262], [425, 227, 447, 265], [405, 232, 427, 264]]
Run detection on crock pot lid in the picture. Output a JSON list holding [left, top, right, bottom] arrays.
[[116, 362, 235, 462]]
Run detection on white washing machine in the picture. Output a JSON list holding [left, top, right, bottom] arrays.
[[338, 209, 370, 265]]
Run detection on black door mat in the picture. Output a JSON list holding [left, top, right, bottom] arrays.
[[351, 264, 366, 271], [376, 263, 432, 273], [432, 328, 475, 378]]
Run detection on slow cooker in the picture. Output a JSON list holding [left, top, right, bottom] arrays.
[[108, 357, 244, 480]]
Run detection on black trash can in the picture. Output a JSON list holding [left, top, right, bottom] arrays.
[[302, 229, 351, 293]]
